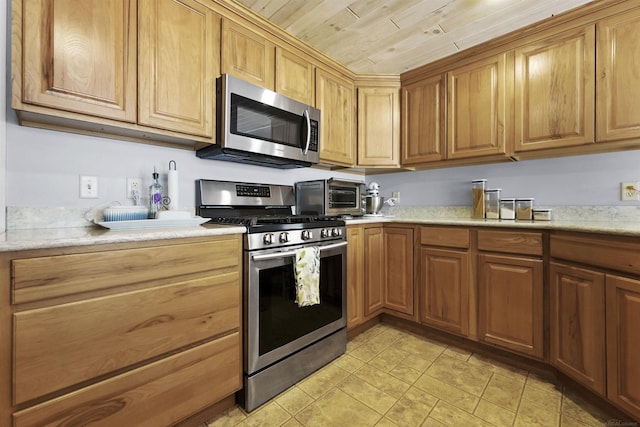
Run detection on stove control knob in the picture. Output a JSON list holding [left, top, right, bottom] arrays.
[[263, 233, 274, 245], [301, 230, 313, 240], [279, 232, 289, 243], [331, 228, 340, 237], [320, 228, 329, 238]]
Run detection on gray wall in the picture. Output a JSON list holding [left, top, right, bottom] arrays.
[[369, 150, 640, 207]]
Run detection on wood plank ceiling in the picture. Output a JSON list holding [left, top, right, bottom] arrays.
[[232, 0, 596, 74]]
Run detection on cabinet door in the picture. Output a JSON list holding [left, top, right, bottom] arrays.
[[478, 254, 543, 359], [447, 53, 509, 159], [275, 47, 314, 105], [597, 10, 640, 142], [384, 228, 414, 315], [550, 262, 605, 395], [514, 25, 595, 151], [420, 247, 469, 337], [346, 226, 365, 329], [364, 227, 384, 316], [358, 86, 400, 167], [401, 74, 446, 165], [316, 68, 356, 166], [606, 275, 640, 420], [221, 18, 275, 90], [138, 0, 218, 137], [22, 0, 137, 122]]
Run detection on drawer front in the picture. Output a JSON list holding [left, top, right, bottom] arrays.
[[13, 333, 241, 427], [14, 272, 240, 404], [12, 237, 241, 304], [420, 227, 469, 248], [551, 234, 640, 276], [477, 229, 543, 256]]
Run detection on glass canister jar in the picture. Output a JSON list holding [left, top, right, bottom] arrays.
[[471, 179, 487, 219], [499, 198, 516, 220], [516, 198, 534, 221], [484, 189, 501, 219]]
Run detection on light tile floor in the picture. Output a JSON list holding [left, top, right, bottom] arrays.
[[205, 323, 626, 427]]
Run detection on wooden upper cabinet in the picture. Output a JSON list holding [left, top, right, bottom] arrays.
[[357, 86, 401, 167], [606, 275, 640, 420], [221, 19, 275, 91], [138, 0, 219, 137], [447, 53, 510, 159], [514, 25, 595, 151], [550, 262, 605, 396], [316, 68, 356, 166], [402, 74, 446, 165], [275, 47, 314, 105], [21, 0, 137, 122], [597, 9, 640, 142]]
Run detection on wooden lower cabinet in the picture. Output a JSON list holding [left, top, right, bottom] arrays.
[[419, 247, 470, 337], [478, 253, 543, 359], [606, 275, 640, 420], [364, 227, 385, 316], [3, 235, 242, 427], [384, 227, 414, 315], [549, 262, 605, 395], [347, 225, 365, 329]]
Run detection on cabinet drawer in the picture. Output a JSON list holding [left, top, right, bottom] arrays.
[[14, 272, 240, 404], [13, 332, 241, 427], [477, 230, 543, 256], [12, 237, 241, 304], [421, 227, 469, 248], [550, 234, 640, 276]]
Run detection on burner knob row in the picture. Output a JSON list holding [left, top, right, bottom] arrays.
[[320, 228, 343, 238]]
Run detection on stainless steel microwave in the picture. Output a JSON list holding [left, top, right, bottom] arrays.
[[295, 179, 365, 217], [196, 74, 320, 169]]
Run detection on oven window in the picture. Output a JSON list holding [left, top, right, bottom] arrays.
[[258, 254, 343, 356], [329, 186, 358, 208], [231, 94, 304, 148]]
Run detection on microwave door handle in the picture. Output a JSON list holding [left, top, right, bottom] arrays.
[[302, 109, 311, 155], [251, 241, 347, 262]]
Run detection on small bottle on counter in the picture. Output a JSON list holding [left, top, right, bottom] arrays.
[[499, 198, 516, 220], [148, 166, 164, 219], [484, 189, 501, 219], [471, 179, 487, 219], [516, 198, 534, 221]]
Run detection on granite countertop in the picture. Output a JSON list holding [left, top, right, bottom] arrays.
[[0, 223, 246, 252], [2, 205, 639, 252], [346, 215, 640, 237]]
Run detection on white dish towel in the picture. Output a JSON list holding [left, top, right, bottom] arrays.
[[294, 246, 321, 307]]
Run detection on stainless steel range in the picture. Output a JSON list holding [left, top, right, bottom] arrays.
[[196, 180, 347, 412]]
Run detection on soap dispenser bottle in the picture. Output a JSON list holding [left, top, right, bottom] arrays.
[[149, 166, 164, 219]]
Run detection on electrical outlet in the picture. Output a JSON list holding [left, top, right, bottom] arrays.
[[620, 181, 640, 201], [79, 175, 98, 198], [391, 191, 400, 203], [127, 178, 142, 199]]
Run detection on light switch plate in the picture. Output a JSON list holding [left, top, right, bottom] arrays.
[[80, 175, 98, 198]]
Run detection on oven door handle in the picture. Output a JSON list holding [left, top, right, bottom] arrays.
[[251, 241, 347, 262]]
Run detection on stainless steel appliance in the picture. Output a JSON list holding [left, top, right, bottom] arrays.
[[295, 178, 365, 217], [196, 180, 347, 412], [196, 74, 321, 169]]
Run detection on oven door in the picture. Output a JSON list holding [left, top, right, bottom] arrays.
[[245, 240, 347, 375]]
